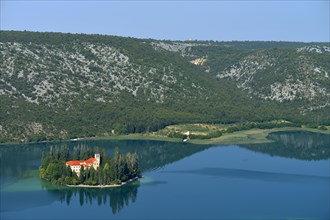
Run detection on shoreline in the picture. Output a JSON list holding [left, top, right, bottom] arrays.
[[86, 127, 330, 145], [1, 127, 329, 146], [66, 176, 140, 188]]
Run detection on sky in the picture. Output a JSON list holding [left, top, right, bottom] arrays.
[[0, 1, 329, 42]]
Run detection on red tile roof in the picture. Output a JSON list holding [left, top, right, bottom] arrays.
[[66, 160, 84, 166], [85, 157, 96, 164], [66, 157, 95, 167]]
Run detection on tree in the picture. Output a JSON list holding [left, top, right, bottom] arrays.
[[112, 147, 122, 181], [39, 145, 140, 186], [65, 165, 73, 177], [73, 146, 80, 160], [45, 162, 63, 182], [126, 152, 140, 178], [79, 166, 85, 184], [60, 145, 69, 161], [103, 162, 111, 184]]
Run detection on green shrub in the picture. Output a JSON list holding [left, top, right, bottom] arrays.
[[112, 179, 122, 185], [319, 125, 327, 130]]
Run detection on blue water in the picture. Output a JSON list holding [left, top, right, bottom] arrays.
[[1, 131, 329, 219]]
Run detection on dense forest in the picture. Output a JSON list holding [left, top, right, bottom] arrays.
[[0, 31, 329, 143], [39, 145, 141, 185]]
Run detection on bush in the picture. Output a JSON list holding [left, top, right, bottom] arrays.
[[112, 179, 122, 185], [319, 125, 327, 130], [167, 132, 183, 138], [65, 176, 74, 185], [307, 123, 318, 129]]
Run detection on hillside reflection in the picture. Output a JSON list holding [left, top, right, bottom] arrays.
[[241, 131, 330, 160], [1, 131, 329, 214]]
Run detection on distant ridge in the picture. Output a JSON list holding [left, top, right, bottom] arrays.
[[0, 31, 329, 142]]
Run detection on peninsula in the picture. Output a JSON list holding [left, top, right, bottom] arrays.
[[39, 145, 141, 187], [86, 122, 330, 145]]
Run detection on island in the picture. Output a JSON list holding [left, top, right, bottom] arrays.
[[39, 145, 141, 187]]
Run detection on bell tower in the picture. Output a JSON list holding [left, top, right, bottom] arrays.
[[94, 154, 100, 169]]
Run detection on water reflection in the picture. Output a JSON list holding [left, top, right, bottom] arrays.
[[0, 142, 46, 178], [1, 180, 140, 214], [0, 140, 209, 213], [165, 167, 330, 183], [41, 180, 140, 214], [0, 140, 209, 178], [241, 131, 330, 160], [1, 131, 329, 213]]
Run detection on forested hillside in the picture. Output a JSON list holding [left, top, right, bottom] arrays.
[[0, 31, 329, 143]]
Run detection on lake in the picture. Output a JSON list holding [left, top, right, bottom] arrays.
[[1, 131, 329, 219]]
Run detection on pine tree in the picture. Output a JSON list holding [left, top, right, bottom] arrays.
[[113, 147, 121, 180], [60, 145, 69, 161], [103, 163, 111, 184], [73, 146, 80, 160], [79, 166, 85, 184]]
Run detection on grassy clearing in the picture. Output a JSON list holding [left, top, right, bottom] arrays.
[[189, 127, 329, 145], [89, 133, 182, 143], [159, 123, 225, 137]]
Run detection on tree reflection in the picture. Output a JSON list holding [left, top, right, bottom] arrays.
[[241, 131, 330, 160], [41, 180, 140, 214], [0, 139, 208, 214], [0, 140, 209, 177]]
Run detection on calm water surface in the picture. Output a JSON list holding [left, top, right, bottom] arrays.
[[1, 131, 329, 219]]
